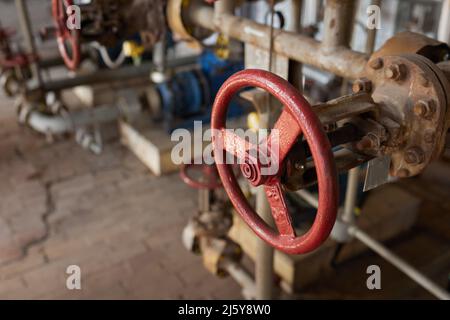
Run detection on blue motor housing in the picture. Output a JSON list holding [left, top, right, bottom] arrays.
[[156, 50, 246, 132]]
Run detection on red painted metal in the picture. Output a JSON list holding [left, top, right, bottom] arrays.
[[0, 53, 37, 69], [52, 0, 81, 70], [0, 27, 37, 69], [211, 69, 339, 255], [180, 163, 222, 190]]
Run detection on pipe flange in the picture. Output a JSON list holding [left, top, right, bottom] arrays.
[[366, 54, 448, 178]]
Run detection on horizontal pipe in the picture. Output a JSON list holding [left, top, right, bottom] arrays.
[[38, 55, 199, 92], [293, 191, 449, 299], [27, 101, 142, 135], [348, 225, 450, 300], [187, 4, 368, 79]]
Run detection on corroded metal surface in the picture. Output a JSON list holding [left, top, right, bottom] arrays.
[[371, 32, 450, 64], [211, 69, 338, 255], [365, 54, 449, 177], [186, 4, 368, 79]]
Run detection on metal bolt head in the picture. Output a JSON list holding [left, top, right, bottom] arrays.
[[413, 99, 435, 119], [352, 78, 372, 93], [356, 135, 378, 151], [385, 63, 405, 81], [369, 58, 383, 70], [404, 147, 425, 165], [424, 130, 435, 144]]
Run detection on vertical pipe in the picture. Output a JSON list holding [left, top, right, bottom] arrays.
[[152, 38, 166, 74], [438, 0, 450, 44], [214, 0, 235, 27], [287, 0, 304, 91], [365, 0, 382, 54], [15, 0, 42, 87], [341, 1, 379, 225], [254, 0, 277, 301], [255, 187, 275, 300], [322, 0, 356, 50], [341, 167, 359, 224]]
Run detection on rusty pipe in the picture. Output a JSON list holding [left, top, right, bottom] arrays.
[[322, 0, 356, 50], [187, 3, 368, 79]]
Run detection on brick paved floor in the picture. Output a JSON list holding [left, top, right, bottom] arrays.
[[0, 90, 242, 299]]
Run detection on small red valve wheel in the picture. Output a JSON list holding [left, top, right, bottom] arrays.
[[52, 0, 81, 70], [0, 53, 38, 69], [180, 163, 222, 190], [211, 69, 339, 255]]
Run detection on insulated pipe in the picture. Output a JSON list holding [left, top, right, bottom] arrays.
[[15, 0, 43, 87], [348, 225, 450, 300], [187, 3, 368, 79], [27, 102, 142, 135]]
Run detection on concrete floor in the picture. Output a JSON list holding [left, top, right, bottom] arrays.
[[1, 0, 449, 300]]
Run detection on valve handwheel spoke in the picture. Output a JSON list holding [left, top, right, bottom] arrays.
[[211, 69, 339, 254], [52, 0, 81, 70]]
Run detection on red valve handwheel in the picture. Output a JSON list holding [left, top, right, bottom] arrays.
[[211, 69, 338, 255], [52, 0, 81, 70], [180, 163, 222, 190]]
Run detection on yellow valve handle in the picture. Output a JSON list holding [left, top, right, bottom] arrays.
[[215, 33, 230, 60], [123, 41, 145, 59], [247, 112, 261, 132]]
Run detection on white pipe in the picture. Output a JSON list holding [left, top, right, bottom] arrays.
[[296, 189, 319, 208], [90, 42, 127, 69], [27, 102, 142, 135], [342, 167, 360, 224], [223, 260, 256, 299], [438, 0, 450, 44], [296, 190, 449, 299], [348, 225, 450, 300]]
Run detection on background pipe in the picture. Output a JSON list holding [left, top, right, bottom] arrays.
[[348, 225, 450, 300], [287, 0, 303, 91], [438, 0, 450, 44], [27, 101, 142, 135], [322, 0, 356, 50], [223, 260, 256, 299], [294, 191, 450, 300], [187, 3, 368, 79], [15, 0, 43, 87], [39, 55, 198, 92]]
